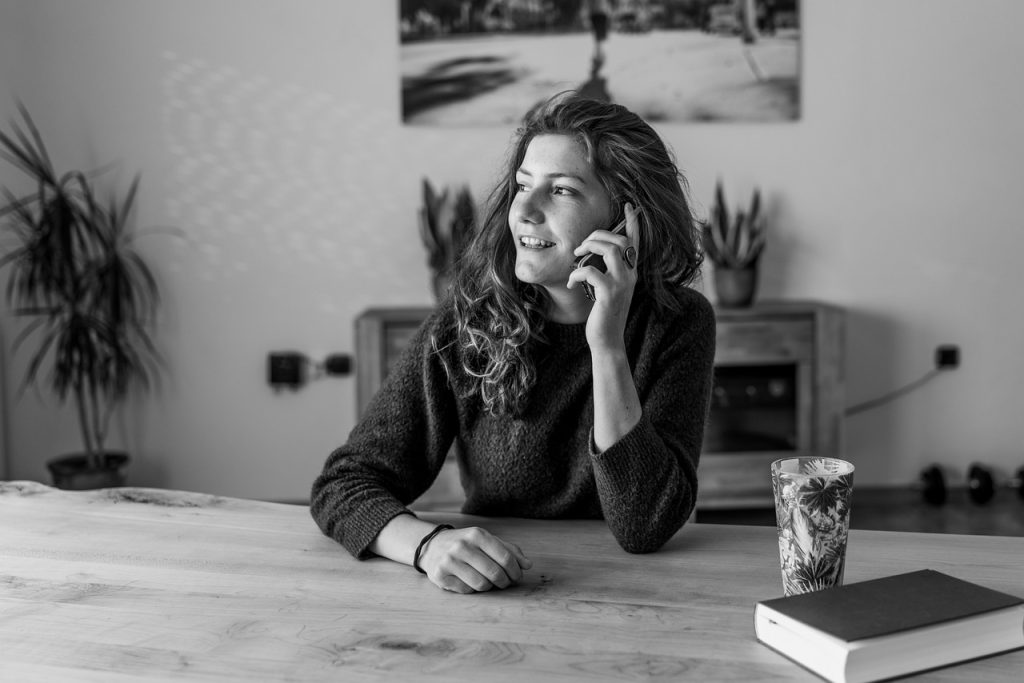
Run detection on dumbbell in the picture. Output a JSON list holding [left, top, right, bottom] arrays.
[[919, 465, 948, 506], [967, 463, 1024, 505]]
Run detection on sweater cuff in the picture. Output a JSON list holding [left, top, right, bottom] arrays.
[[344, 498, 416, 559]]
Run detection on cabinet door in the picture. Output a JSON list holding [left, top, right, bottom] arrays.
[[699, 305, 844, 509]]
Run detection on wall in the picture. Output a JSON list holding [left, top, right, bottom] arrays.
[[1, 1, 1022, 499]]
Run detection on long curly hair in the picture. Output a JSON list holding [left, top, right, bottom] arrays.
[[438, 92, 703, 416]]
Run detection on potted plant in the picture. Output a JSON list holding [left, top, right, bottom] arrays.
[[418, 178, 476, 301], [702, 180, 766, 308], [0, 104, 165, 489]]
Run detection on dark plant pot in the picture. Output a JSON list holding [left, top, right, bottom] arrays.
[[47, 452, 130, 491], [713, 266, 758, 308]]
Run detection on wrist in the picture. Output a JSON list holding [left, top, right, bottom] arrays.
[[589, 343, 628, 366], [413, 524, 454, 574]]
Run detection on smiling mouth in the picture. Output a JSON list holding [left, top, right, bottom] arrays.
[[520, 236, 555, 249]]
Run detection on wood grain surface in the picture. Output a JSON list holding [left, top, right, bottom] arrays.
[[2, 481, 1022, 681]]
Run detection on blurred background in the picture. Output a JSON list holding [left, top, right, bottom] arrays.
[[1, 0, 1022, 503]]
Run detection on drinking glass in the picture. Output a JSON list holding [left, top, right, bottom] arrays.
[[771, 457, 855, 596]]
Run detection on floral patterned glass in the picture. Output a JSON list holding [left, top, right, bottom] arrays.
[[771, 457, 855, 596]]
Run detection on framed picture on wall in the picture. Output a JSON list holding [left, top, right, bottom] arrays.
[[399, 0, 801, 126]]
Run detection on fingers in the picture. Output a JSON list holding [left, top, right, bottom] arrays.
[[421, 526, 531, 593], [569, 225, 639, 302], [624, 201, 640, 248], [571, 203, 641, 274], [573, 224, 629, 257], [501, 538, 533, 571]]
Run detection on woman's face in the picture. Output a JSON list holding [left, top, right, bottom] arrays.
[[508, 134, 614, 292]]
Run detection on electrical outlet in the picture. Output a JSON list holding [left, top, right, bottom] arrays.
[[323, 353, 352, 376], [935, 345, 959, 369], [268, 352, 305, 388]]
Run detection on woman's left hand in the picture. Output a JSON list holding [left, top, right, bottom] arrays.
[[568, 202, 641, 352]]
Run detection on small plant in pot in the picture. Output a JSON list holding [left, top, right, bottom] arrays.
[[0, 105, 165, 490], [418, 178, 476, 301], [701, 180, 766, 308]]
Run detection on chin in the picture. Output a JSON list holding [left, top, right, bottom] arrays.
[[513, 259, 537, 284], [515, 255, 568, 287]]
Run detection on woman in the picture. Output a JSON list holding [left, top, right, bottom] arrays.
[[311, 93, 716, 594]]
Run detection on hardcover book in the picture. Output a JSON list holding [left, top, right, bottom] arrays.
[[754, 569, 1024, 683]]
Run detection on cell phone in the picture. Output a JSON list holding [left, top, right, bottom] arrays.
[[574, 217, 627, 302]]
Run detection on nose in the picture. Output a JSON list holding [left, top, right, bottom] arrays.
[[512, 187, 544, 225]]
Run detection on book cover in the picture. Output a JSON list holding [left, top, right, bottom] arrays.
[[754, 570, 1024, 683], [759, 569, 1023, 641]]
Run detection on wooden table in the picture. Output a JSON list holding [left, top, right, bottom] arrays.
[[2, 481, 1022, 681]]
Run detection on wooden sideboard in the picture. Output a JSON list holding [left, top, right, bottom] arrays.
[[355, 300, 844, 512], [700, 301, 844, 508]]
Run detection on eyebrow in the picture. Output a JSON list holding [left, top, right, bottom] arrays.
[[515, 168, 589, 184]]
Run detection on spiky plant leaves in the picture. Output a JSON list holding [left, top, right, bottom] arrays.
[[417, 178, 476, 298], [0, 105, 165, 469], [704, 181, 766, 269]]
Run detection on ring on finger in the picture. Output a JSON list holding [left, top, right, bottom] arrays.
[[623, 245, 637, 269]]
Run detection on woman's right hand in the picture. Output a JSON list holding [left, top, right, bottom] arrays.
[[418, 526, 532, 593]]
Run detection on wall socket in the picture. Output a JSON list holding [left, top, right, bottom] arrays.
[[935, 345, 960, 369], [323, 353, 352, 376], [267, 351, 351, 390], [268, 352, 306, 388]]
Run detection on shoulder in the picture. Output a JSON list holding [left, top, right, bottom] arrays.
[[626, 286, 716, 373], [399, 296, 455, 345], [633, 286, 715, 341], [628, 287, 716, 389], [411, 296, 464, 373], [670, 285, 715, 323], [426, 295, 460, 347]]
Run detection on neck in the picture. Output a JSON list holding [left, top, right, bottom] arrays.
[[544, 286, 593, 324]]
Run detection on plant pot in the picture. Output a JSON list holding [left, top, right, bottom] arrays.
[[713, 266, 758, 308], [47, 452, 130, 490]]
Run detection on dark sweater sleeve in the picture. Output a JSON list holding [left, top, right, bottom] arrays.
[[590, 291, 716, 553], [309, 309, 459, 558]]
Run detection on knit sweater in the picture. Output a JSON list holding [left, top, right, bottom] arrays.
[[310, 286, 716, 558]]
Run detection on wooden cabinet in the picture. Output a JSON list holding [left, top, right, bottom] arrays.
[[355, 300, 844, 511], [699, 301, 845, 509], [355, 307, 433, 418]]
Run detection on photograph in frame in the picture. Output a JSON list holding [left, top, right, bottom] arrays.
[[399, 1, 801, 126]]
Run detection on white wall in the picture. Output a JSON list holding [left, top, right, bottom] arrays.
[[1, 1, 1022, 498]]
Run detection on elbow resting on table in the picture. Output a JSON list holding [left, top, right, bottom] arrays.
[[614, 521, 684, 554], [612, 501, 694, 554], [620, 538, 665, 555]]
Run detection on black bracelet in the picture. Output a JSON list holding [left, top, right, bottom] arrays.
[[413, 524, 453, 575]]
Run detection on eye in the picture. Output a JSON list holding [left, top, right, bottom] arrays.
[[552, 185, 576, 196]]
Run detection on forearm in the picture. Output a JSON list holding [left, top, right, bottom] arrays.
[[591, 345, 642, 451], [590, 343, 695, 549]]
